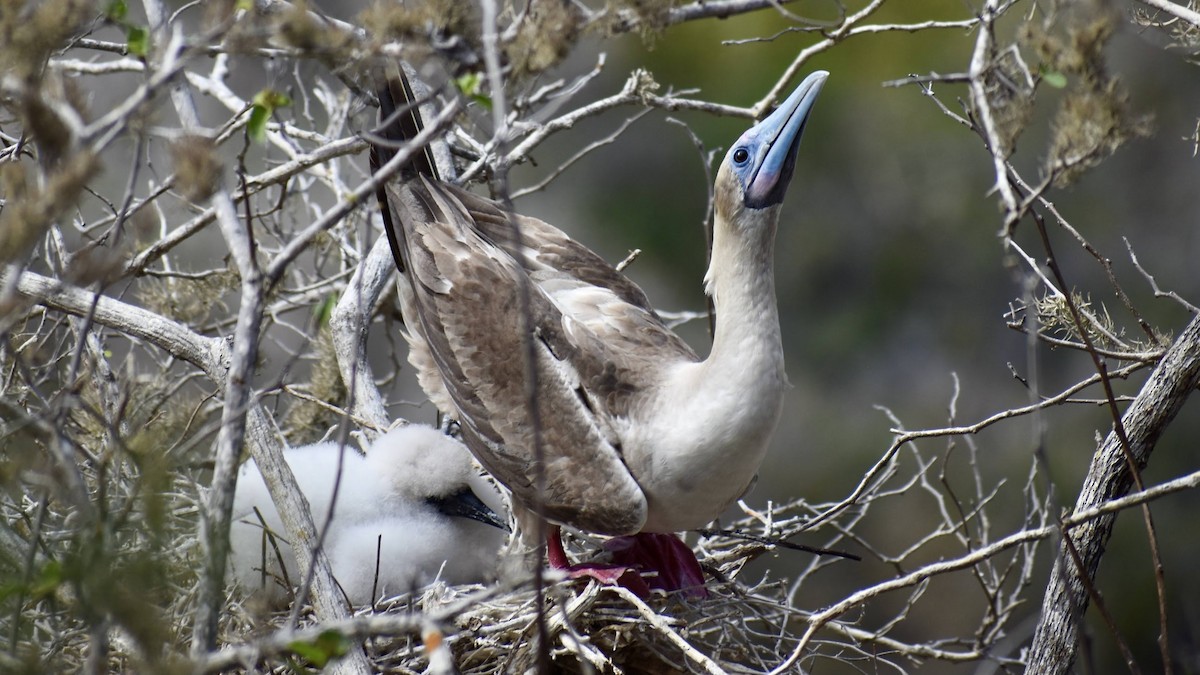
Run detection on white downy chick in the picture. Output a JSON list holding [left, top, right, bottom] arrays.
[[229, 439, 374, 604], [229, 426, 508, 607], [331, 425, 509, 603]]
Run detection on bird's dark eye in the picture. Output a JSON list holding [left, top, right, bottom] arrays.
[[732, 148, 750, 165]]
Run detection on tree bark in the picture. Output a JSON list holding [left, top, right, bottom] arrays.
[[329, 235, 394, 433], [1026, 313, 1200, 674]]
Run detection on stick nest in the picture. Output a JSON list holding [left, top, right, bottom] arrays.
[[215, 501, 850, 674]]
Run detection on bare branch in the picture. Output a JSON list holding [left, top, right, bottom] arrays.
[[1137, 0, 1200, 28], [328, 235, 394, 433], [1125, 236, 1200, 314], [1027, 313, 1200, 674]]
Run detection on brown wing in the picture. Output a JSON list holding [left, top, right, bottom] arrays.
[[386, 177, 652, 535], [448, 188, 656, 311], [442, 183, 698, 361]]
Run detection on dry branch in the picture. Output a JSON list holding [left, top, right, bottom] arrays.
[[1026, 313, 1200, 674]]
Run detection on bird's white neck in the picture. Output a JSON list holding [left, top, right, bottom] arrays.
[[702, 209, 785, 384], [631, 208, 787, 533]]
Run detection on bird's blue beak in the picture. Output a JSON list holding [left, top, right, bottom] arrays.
[[428, 488, 510, 531], [738, 70, 828, 209]]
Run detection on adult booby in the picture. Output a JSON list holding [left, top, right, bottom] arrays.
[[230, 425, 508, 606], [373, 69, 827, 590]]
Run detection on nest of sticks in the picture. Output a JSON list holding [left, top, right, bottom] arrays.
[[209, 498, 859, 675], [4, 458, 865, 674]]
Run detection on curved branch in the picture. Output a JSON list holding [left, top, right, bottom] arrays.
[[328, 235, 394, 432], [1026, 313, 1200, 675], [4, 268, 227, 378]]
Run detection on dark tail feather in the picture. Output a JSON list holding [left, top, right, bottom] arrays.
[[372, 71, 440, 181], [370, 67, 441, 274]]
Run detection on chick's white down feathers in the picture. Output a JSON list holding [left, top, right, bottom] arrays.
[[229, 425, 508, 606]]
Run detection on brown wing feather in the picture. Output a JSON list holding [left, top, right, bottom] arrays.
[[442, 184, 701, 418], [387, 177, 649, 535], [442, 183, 698, 363], [446, 185, 657, 311]]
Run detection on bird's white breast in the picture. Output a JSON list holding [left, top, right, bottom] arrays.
[[625, 357, 786, 533]]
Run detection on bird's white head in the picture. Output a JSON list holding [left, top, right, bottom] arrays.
[[367, 425, 508, 530], [714, 70, 828, 229], [368, 425, 475, 500]]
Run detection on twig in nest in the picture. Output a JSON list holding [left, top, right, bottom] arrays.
[[696, 528, 862, 561]]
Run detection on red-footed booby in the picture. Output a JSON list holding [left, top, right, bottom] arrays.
[[230, 425, 508, 606], [372, 69, 827, 592]]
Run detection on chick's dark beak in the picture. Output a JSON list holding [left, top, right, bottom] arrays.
[[428, 488, 509, 531]]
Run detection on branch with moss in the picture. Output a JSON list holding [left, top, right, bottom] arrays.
[[1025, 316, 1200, 673]]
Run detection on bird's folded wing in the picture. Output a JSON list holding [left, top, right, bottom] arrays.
[[442, 182, 699, 361], [445, 185, 654, 306], [387, 177, 659, 534]]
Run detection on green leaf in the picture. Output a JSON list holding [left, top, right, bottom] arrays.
[[248, 90, 292, 143], [126, 25, 149, 58], [253, 90, 293, 110], [472, 94, 493, 111], [455, 72, 493, 111], [1042, 70, 1068, 89], [248, 105, 270, 143], [287, 629, 350, 668], [30, 560, 64, 599], [0, 560, 65, 603], [313, 294, 337, 326], [105, 0, 128, 21], [455, 72, 482, 97]]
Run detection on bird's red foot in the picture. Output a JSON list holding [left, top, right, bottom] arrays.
[[604, 533, 707, 598], [547, 527, 707, 599]]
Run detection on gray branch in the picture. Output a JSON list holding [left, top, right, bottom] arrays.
[[329, 234, 395, 433], [1026, 312, 1200, 674], [3, 264, 369, 672], [190, 189, 268, 653]]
